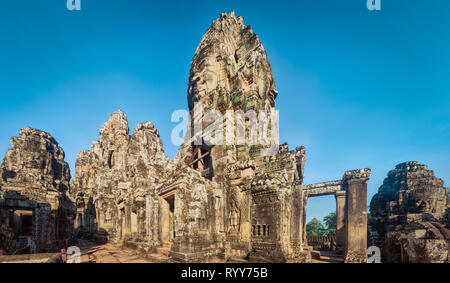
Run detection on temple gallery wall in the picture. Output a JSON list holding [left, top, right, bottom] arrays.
[[1, 12, 449, 263]]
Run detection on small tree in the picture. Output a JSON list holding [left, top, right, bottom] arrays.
[[323, 212, 337, 230], [306, 218, 325, 236]]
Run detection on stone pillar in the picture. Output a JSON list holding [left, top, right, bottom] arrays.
[[153, 200, 159, 244], [240, 190, 252, 243], [343, 169, 371, 263], [137, 206, 144, 239], [335, 190, 347, 254], [95, 207, 100, 227], [302, 196, 308, 245], [125, 205, 131, 236], [290, 186, 303, 245]]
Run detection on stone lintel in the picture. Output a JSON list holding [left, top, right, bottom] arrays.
[[304, 180, 343, 197], [158, 183, 182, 197]]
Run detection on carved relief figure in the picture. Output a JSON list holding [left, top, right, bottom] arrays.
[[227, 193, 241, 233]]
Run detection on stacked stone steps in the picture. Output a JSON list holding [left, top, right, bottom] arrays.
[[226, 257, 250, 263], [145, 253, 169, 263], [145, 245, 171, 262], [156, 246, 171, 257], [310, 250, 343, 263]]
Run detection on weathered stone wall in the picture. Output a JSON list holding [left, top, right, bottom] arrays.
[[246, 145, 308, 262], [370, 162, 450, 262], [187, 11, 277, 113], [0, 128, 75, 252], [70, 111, 173, 248], [65, 12, 373, 264], [176, 12, 312, 262], [445, 208, 450, 228], [159, 166, 225, 262]]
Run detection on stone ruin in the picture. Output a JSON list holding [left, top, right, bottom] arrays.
[[70, 111, 173, 245], [370, 162, 450, 263], [69, 12, 371, 263], [0, 12, 375, 262], [0, 128, 75, 253], [0, 12, 447, 264]]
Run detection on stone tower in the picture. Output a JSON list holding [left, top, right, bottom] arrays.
[[370, 162, 450, 262], [187, 11, 278, 112], [0, 128, 75, 252], [69, 12, 372, 263]]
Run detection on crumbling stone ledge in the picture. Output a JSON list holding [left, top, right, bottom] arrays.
[[0, 253, 60, 263]]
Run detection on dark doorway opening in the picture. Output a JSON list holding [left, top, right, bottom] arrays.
[[166, 195, 175, 241], [120, 208, 126, 240], [160, 193, 176, 245], [20, 215, 33, 236]]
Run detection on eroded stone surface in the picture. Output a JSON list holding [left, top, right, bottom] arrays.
[[68, 12, 372, 263], [370, 162, 450, 262], [0, 128, 75, 252], [0, 12, 374, 263], [70, 110, 173, 244], [188, 11, 277, 112]]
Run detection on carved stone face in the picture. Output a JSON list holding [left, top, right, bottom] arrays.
[[188, 12, 278, 112], [190, 55, 220, 100]]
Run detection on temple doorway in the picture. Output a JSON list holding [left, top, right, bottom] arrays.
[[8, 210, 33, 237], [20, 214, 33, 236], [120, 207, 126, 240], [305, 195, 337, 248], [160, 193, 175, 245]]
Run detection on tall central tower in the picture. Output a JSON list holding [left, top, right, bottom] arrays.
[[174, 12, 309, 262], [188, 11, 278, 112], [177, 12, 282, 183]]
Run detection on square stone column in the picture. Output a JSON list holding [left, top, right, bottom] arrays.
[[335, 190, 347, 254], [343, 169, 371, 263]]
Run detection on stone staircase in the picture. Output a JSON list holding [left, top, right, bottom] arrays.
[[227, 257, 250, 263], [310, 250, 343, 263], [145, 245, 171, 262]]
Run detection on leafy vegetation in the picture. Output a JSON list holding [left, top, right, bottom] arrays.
[[230, 91, 242, 106], [323, 212, 336, 230], [306, 212, 337, 236]]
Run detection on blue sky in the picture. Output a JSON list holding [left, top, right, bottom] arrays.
[[0, 0, 449, 223]]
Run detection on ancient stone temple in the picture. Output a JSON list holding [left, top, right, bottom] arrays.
[[70, 12, 372, 263], [370, 162, 450, 263], [0, 128, 75, 253], [70, 111, 173, 246]]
